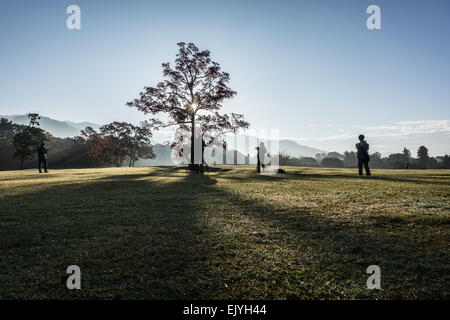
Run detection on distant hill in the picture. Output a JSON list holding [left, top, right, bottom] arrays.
[[278, 139, 326, 158], [64, 121, 101, 131], [2, 115, 101, 138]]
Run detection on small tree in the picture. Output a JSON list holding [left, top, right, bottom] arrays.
[[12, 114, 47, 169], [443, 155, 450, 169], [99, 122, 134, 167], [321, 157, 344, 168], [315, 152, 327, 163], [27, 113, 40, 127], [326, 151, 344, 160], [369, 152, 384, 169], [403, 147, 411, 160], [388, 153, 409, 169], [343, 151, 357, 168], [77, 126, 112, 166], [125, 122, 155, 167], [298, 157, 320, 167], [417, 146, 429, 168]]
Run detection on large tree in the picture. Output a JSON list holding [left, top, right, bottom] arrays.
[[127, 42, 249, 170]]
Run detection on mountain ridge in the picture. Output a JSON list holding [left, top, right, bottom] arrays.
[[1, 115, 101, 138]]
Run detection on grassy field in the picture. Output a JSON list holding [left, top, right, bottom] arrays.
[[0, 166, 448, 299]]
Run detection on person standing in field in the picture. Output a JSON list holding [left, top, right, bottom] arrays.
[[257, 142, 267, 173], [36, 142, 48, 173], [356, 134, 371, 176]]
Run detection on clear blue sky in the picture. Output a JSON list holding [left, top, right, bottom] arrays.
[[1, 0, 449, 155]]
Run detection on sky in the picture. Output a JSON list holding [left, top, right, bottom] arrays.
[[0, 0, 449, 156]]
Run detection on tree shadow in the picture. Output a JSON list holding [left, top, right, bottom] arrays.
[[0, 170, 227, 299], [201, 177, 448, 298]]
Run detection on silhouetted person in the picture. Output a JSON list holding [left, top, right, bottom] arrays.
[[356, 135, 370, 176], [36, 142, 48, 173], [256, 142, 267, 173], [200, 138, 207, 174], [256, 146, 260, 172]]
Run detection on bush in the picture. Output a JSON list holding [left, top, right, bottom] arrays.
[[297, 157, 320, 167], [321, 157, 344, 168]]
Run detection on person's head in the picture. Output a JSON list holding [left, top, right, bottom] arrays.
[[260, 142, 265, 147], [358, 134, 365, 142]]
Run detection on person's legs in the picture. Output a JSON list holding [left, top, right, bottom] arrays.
[[38, 158, 42, 173], [43, 158, 48, 172], [364, 160, 371, 176], [358, 158, 363, 175]]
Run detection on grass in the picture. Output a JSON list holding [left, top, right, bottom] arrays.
[[0, 166, 448, 299]]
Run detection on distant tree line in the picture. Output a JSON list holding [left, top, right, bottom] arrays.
[[279, 146, 450, 169], [2, 114, 449, 171], [0, 114, 155, 170]]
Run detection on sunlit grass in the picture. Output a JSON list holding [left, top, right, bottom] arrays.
[[0, 166, 448, 299]]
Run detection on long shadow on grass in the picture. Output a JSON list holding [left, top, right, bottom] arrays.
[[291, 171, 450, 186], [220, 171, 450, 186], [0, 168, 231, 299], [204, 177, 449, 299]]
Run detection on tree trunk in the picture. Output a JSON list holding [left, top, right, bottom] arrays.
[[20, 159, 24, 170], [190, 115, 196, 171]]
